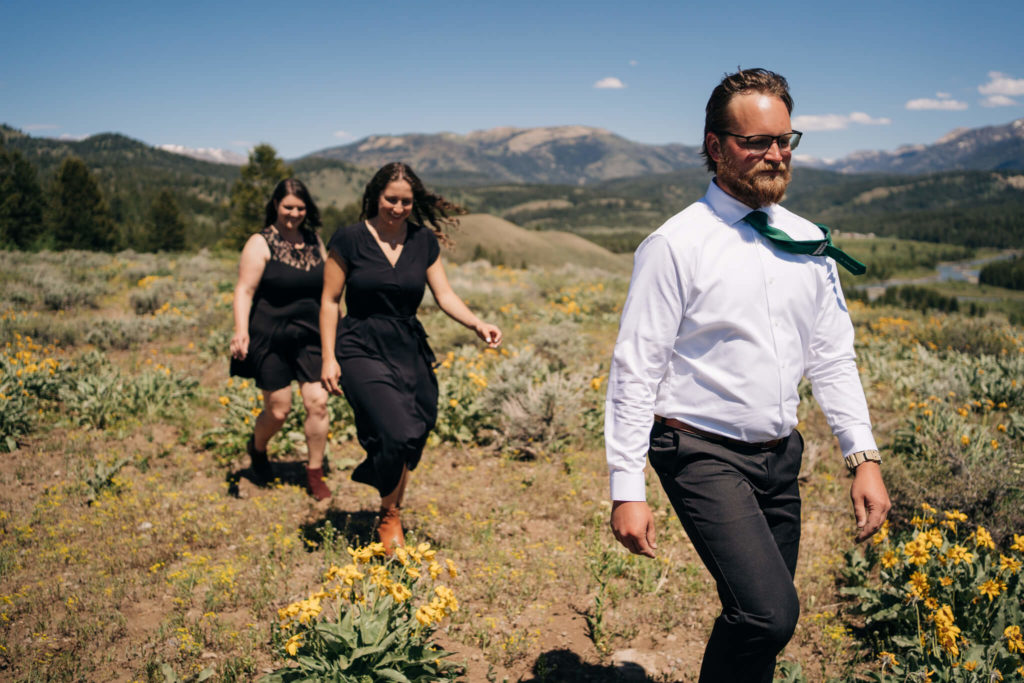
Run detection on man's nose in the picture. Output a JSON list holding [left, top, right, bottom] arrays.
[[764, 140, 784, 162]]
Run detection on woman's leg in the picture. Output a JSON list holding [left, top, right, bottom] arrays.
[[298, 381, 329, 470], [380, 465, 409, 509], [254, 385, 292, 450]]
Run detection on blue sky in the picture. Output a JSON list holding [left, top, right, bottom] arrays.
[[3, 0, 1023, 162]]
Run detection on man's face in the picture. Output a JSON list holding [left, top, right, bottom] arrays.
[[707, 93, 793, 208]]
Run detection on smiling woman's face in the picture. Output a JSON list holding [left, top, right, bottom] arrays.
[[376, 179, 414, 228]]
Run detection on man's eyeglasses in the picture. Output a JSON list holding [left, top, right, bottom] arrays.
[[715, 130, 803, 152]]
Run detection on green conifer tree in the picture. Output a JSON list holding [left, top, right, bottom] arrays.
[[50, 156, 115, 251], [226, 144, 292, 249], [150, 189, 186, 252], [0, 146, 46, 249]]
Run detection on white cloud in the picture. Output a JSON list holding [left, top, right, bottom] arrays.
[[23, 123, 58, 131], [792, 112, 892, 131], [594, 76, 625, 89], [57, 133, 87, 141], [333, 130, 354, 140], [629, 60, 638, 67], [982, 94, 1017, 107], [905, 97, 968, 111], [935, 91, 951, 99], [979, 71, 1024, 97], [848, 111, 892, 125]]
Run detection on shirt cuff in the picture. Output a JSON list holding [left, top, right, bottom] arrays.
[[834, 425, 878, 458], [610, 471, 647, 502]]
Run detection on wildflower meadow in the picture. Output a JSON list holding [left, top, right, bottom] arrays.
[[0, 247, 1022, 681]]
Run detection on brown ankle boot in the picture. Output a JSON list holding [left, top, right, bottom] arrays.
[[306, 467, 331, 501], [377, 506, 404, 554]]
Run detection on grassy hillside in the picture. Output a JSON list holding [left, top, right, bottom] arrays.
[[445, 214, 631, 272]]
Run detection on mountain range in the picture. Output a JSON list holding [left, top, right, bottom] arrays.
[[803, 119, 1024, 174], [301, 119, 1024, 184], [305, 125, 703, 185]]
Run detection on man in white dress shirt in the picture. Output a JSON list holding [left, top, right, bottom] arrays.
[[605, 68, 890, 682]]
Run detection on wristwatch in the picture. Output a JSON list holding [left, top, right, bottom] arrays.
[[844, 449, 882, 471]]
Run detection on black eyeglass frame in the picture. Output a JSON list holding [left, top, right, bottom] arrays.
[[713, 130, 803, 152]]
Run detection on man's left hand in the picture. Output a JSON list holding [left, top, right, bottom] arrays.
[[850, 461, 890, 542]]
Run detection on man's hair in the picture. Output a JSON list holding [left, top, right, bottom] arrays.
[[701, 68, 794, 173]]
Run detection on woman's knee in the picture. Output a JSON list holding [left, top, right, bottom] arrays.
[[300, 385, 329, 422], [263, 389, 292, 423]]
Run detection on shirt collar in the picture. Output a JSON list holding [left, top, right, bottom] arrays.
[[704, 178, 779, 227]]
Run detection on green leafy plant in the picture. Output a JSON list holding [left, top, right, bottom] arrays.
[[264, 542, 461, 682]]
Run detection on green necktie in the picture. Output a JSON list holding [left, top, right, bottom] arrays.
[[744, 211, 866, 275]]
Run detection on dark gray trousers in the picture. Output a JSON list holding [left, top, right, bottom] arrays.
[[649, 423, 803, 683]]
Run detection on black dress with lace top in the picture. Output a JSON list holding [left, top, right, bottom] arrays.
[[230, 225, 325, 391], [328, 221, 440, 496]]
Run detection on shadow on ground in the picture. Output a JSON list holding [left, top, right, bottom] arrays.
[[520, 649, 661, 682]]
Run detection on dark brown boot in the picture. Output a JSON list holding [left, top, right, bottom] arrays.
[[247, 435, 272, 484], [306, 467, 332, 502]]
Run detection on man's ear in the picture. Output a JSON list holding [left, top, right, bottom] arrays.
[[705, 132, 722, 163]]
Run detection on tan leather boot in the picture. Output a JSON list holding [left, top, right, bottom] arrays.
[[377, 505, 404, 554]]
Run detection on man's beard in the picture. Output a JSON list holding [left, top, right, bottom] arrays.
[[717, 154, 792, 208]]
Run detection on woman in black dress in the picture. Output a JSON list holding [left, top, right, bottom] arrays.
[[230, 178, 332, 501], [320, 162, 501, 551]]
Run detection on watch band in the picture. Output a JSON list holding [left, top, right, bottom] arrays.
[[844, 449, 882, 471]]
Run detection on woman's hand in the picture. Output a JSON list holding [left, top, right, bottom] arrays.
[[321, 357, 343, 396], [230, 332, 249, 360], [475, 322, 502, 349]]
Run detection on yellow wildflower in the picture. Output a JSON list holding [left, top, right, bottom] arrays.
[[881, 550, 899, 569], [1012, 534, 1024, 553], [1000, 555, 1023, 574], [908, 571, 930, 600], [389, 583, 412, 603], [978, 578, 1006, 601], [877, 651, 899, 670], [1005, 625, 1024, 654], [903, 538, 931, 566], [946, 545, 975, 566], [284, 633, 303, 657], [975, 526, 996, 550]]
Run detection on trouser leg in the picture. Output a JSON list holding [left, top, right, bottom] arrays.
[[649, 427, 803, 683]]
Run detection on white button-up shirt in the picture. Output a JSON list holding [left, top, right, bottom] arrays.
[[605, 180, 877, 501]]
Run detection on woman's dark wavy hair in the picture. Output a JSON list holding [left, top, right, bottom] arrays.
[[700, 68, 794, 174], [264, 178, 322, 230], [360, 162, 465, 245]]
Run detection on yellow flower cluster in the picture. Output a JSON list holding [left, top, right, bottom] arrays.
[[415, 585, 459, 626], [278, 541, 460, 641], [928, 604, 962, 657]]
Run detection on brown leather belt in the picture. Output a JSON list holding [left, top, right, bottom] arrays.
[[654, 415, 783, 450]]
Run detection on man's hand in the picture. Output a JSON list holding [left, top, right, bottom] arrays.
[[850, 461, 890, 542], [610, 500, 658, 558]]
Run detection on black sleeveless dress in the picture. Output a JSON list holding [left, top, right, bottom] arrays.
[[327, 222, 440, 496], [230, 226, 325, 391]]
